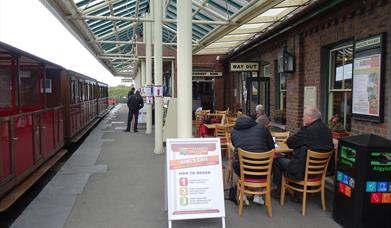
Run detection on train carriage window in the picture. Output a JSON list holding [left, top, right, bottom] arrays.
[[20, 69, 40, 107], [89, 84, 93, 100], [70, 80, 76, 104], [85, 83, 88, 101], [78, 81, 83, 102], [0, 68, 12, 108]]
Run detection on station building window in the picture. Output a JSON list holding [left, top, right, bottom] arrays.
[[0, 68, 12, 108], [279, 73, 287, 110], [328, 45, 353, 131]]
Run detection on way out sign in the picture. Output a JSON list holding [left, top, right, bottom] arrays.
[[230, 62, 259, 72], [166, 138, 225, 227]]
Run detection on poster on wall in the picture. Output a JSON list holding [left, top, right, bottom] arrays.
[[304, 86, 317, 108], [166, 138, 225, 224], [352, 54, 381, 116], [352, 33, 385, 123]]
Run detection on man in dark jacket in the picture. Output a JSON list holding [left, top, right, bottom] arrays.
[[124, 90, 144, 132], [231, 115, 275, 205], [272, 107, 334, 198]]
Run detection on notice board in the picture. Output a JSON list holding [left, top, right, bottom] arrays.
[[166, 138, 225, 223]]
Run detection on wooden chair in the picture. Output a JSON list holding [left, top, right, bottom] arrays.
[[237, 148, 275, 217], [226, 116, 237, 125], [280, 149, 334, 216], [225, 131, 234, 187], [271, 131, 290, 142], [215, 124, 233, 156], [215, 108, 229, 115]]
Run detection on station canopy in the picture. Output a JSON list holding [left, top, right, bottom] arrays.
[[41, 0, 315, 77]]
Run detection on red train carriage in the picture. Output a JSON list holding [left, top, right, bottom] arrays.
[[63, 71, 108, 142], [0, 41, 109, 211]]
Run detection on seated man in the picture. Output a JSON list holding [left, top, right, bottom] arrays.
[[272, 107, 334, 199], [231, 115, 275, 205], [255, 104, 270, 127]]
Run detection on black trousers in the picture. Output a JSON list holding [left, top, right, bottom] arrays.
[[126, 109, 139, 131], [272, 157, 290, 189]]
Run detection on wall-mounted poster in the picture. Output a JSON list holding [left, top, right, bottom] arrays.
[[352, 33, 385, 123], [304, 86, 317, 108]]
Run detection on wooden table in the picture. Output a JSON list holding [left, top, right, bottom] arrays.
[[275, 141, 293, 154]]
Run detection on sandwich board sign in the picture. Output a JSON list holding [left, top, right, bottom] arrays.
[[166, 138, 225, 228]]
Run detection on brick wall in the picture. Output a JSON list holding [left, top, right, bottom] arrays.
[[225, 0, 390, 137]]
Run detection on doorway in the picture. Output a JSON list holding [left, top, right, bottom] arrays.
[[245, 77, 270, 118], [192, 80, 214, 112]]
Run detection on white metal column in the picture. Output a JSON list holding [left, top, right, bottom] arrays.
[[141, 60, 146, 87], [154, 0, 163, 154], [145, 15, 153, 135], [171, 60, 175, 98], [177, 0, 192, 138]]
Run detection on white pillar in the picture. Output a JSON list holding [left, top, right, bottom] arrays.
[[141, 60, 146, 87], [154, 0, 163, 154], [145, 15, 153, 135], [171, 60, 175, 98], [177, 0, 192, 138]]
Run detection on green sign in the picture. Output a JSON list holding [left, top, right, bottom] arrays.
[[340, 146, 357, 167], [371, 152, 391, 172]]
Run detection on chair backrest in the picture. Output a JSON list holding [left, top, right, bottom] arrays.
[[271, 131, 290, 142], [215, 124, 233, 139], [215, 110, 228, 115], [304, 149, 333, 182], [238, 148, 275, 182], [195, 112, 206, 123], [226, 116, 237, 124]]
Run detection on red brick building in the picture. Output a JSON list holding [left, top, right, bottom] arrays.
[[221, 0, 390, 138]]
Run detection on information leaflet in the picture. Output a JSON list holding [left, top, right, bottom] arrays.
[[166, 138, 225, 223]]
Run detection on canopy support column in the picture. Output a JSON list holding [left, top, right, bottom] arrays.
[[145, 15, 153, 135], [177, 0, 193, 138], [154, 0, 163, 154]]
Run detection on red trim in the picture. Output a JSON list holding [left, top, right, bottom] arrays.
[[307, 177, 321, 182], [244, 178, 267, 183]]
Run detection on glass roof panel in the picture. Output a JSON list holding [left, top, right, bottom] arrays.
[[41, 0, 316, 76]]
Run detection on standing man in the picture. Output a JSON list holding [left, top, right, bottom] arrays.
[[271, 107, 334, 199], [124, 90, 144, 132], [124, 87, 135, 132]]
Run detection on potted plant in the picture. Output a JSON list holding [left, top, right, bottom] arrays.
[[328, 114, 349, 139]]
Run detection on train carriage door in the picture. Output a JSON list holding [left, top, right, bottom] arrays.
[[245, 76, 270, 118]]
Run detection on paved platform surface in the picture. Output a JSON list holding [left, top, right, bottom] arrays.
[[11, 104, 341, 228]]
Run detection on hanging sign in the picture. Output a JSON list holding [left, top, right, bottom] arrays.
[[192, 72, 223, 77], [146, 96, 153, 104], [229, 62, 259, 72], [154, 85, 163, 97], [166, 138, 225, 224], [143, 86, 153, 97]]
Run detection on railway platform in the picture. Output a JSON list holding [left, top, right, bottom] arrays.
[[11, 104, 341, 228]]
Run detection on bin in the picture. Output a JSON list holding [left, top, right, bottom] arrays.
[[333, 134, 391, 228]]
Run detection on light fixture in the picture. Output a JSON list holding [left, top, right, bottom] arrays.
[[277, 45, 295, 74]]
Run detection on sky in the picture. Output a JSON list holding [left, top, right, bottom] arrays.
[[0, 0, 123, 86]]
